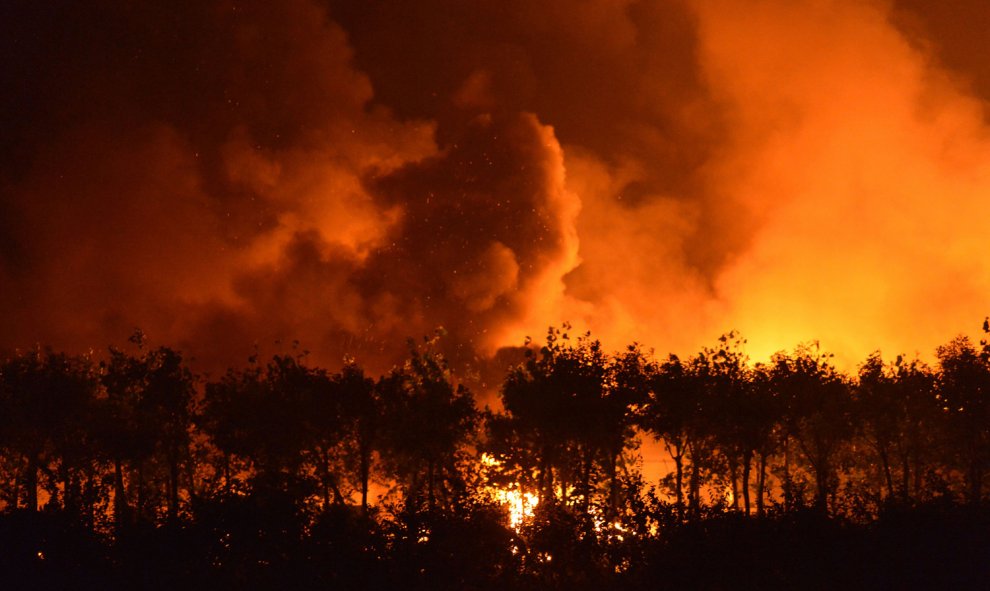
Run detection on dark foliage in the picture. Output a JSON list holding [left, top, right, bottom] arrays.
[[3, 324, 990, 588]]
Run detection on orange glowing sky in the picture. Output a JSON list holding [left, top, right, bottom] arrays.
[[2, 0, 990, 374]]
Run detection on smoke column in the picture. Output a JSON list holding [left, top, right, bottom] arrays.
[[2, 0, 989, 375]]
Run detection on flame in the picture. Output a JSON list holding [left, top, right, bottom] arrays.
[[497, 489, 540, 531], [479, 453, 539, 530]]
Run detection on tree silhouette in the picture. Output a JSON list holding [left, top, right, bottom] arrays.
[[697, 332, 778, 515], [143, 347, 196, 521], [495, 326, 639, 532], [335, 360, 380, 515], [2, 324, 990, 588], [0, 348, 99, 514], [378, 333, 477, 516], [638, 353, 698, 519], [608, 344, 652, 518], [936, 336, 990, 505], [770, 344, 853, 513], [747, 364, 783, 515], [857, 353, 939, 502], [98, 341, 196, 526], [202, 353, 339, 508], [494, 329, 575, 505]]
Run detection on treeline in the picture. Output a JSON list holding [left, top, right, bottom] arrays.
[[1, 326, 989, 589]]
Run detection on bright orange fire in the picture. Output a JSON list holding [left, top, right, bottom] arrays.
[[480, 453, 539, 530]]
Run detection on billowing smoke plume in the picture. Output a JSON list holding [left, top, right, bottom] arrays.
[[693, 0, 990, 364], [2, 0, 990, 374], [0, 0, 579, 374]]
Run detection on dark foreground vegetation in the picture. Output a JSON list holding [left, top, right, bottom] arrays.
[[2, 325, 990, 589]]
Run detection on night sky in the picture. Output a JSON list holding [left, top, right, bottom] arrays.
[[3, 0, 990, 374]]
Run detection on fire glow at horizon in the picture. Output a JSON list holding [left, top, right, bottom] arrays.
[[3, 1, 990, 374]]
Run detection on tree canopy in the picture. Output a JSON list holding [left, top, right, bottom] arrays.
[[2, 324, 990, 589]]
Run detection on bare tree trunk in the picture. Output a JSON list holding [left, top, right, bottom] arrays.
[[221, 453, 232, 494], [64, 467, 81, 517], [6, 472, 18, 510], [136, 462, 145, 522], [185, 453, 197, 504], [24, 453, 39, 512], [168, 450, 179, 522], [561, 466, 570, 507], [815, 468, 828, 513], [728, 453, 739, 511], [607, 449, 619, 520], [813, 452, 830, 514], [756, 452, 767, 516], [427, 460, 436, 513], [59, 461, 70, 513], [741, 450, 752, 515], [877, 444, 894, 499], [581, 449, 593, 516], [320, 450, 345, 507], [911, 450, 923, 498], [672, 450, 684, 520], [689, 451, 701, 517], [900, 451, 911, 501], [359, 443, 371, 515], [968, 454, 983, 506], [114, 458, 128, 533], [321, 451, 332, 510], [783, 437, 793, 511], [82, 471, 97, 529], [539, 444, 554, 504]]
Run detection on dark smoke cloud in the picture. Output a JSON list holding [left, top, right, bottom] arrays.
[[2, 0, 990, 377], [330, 0, 735, 269], [1, 0, 431, 370], [0, 0, 579, 376], [362, 113, 578, 348], [194, 112, 579, 373]]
